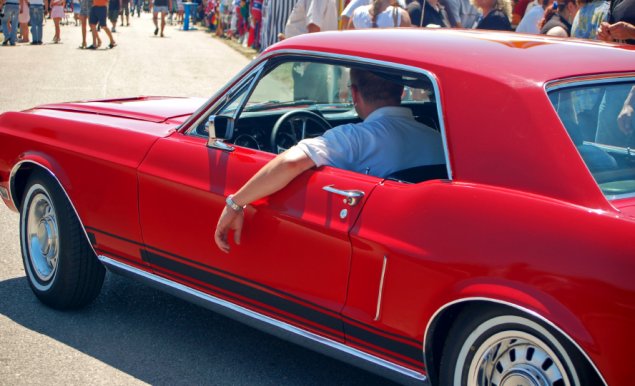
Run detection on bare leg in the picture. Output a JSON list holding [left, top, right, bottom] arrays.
[[53, 17, 61, 42], [80, 15, 87, 47], [102, 25, 115, 46], [160, 11, 166, 36]]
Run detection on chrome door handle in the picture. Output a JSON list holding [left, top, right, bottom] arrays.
[[322, 185, 365, 206]]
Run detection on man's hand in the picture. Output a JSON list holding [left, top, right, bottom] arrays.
[[607, 21, 635, 41], [598, 22, 613, 41], [214, 205, 244, 253]]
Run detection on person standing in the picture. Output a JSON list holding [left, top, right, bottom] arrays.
[[471, 0, 513, 30], [151, 0, 171, 36], [108, 0, 120, 32], [49, 0, 64, 42], [28, 0, 46, 44], [348, 0, 411, 28], [120, 0, 130, 25], [89, 0, 116, 48], [407, 0, 451, 28], [283, 0, 338, 39], [571, 0, 608, 39], [1, 0, 20, 45], [18, 0, 29, 42], [259, 0, 294, 49], [539, 0, 578, 36], [598, 0, 635, 44]]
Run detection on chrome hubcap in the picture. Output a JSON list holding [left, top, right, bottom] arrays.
[[27, 193, 59, 282], [470, 331, 569, 386]]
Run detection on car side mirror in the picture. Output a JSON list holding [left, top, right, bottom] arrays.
[[207, 115, 235, 151]]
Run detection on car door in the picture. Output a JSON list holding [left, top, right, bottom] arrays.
[[137, 57, 380, 343]]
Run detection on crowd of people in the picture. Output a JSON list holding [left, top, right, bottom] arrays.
[[1, 0, 634, 47]]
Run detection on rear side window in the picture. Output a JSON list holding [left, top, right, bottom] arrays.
[[549, 81, 635, 199]]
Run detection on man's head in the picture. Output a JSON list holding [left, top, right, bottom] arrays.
[[350, 69, 403, 119]]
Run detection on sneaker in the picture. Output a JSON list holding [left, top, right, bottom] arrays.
[[2, 40, 8, 46], [154, 26, 158, 35], [112, 26, 116, 32]]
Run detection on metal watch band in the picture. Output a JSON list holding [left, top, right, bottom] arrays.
[[226, 195, 244, 212]]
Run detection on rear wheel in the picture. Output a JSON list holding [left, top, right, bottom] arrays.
[[439, 306, 595, 386], [20, 170, 105, 309]]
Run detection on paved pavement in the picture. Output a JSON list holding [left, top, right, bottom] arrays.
[[0, 11, 397, 386]]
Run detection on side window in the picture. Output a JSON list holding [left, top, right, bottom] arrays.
[[198, 58, 448, 183], [549, 81, 635, 199]]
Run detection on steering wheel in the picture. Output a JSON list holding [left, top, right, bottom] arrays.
[[270, 110, 331, 154]]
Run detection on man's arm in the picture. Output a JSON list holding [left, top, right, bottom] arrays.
[[214, 146, 316, 253]]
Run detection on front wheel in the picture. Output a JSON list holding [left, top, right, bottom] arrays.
[[20, 170, 105, 310], [439, 306, 595, 386]]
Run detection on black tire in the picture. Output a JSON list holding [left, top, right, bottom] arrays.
[[439, 306, 597, 386], [19, 170, 105, 310]]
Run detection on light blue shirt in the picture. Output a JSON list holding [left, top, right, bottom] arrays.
[[297, 106, 445, 178]]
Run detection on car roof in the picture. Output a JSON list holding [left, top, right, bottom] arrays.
[[269, 29, 635, 85]]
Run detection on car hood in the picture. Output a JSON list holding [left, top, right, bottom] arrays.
[[34, 96, 207, 123]]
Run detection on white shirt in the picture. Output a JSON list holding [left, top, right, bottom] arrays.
[[296, 106, 445, 178], [351, 5, 402, 28], [515, 1, 543, 34], [285, 0, 339, 38], [341, 0, 406, 18]]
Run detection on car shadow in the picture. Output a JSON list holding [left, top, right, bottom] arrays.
[[0, 272, 398, 385]]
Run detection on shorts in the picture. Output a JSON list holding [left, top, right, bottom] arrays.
[[108, 6, 119, 21], [89, 5, 107, 26], [153, 5, 168, 13], [50, 5, 64, 18], [73, 2, 80, 14], [80, 0, 92, 16]]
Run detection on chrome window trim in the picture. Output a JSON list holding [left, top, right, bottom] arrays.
[[181, 49, 453, 181], [9, 160, 98, 257], [99, 255, 428, 386], [545, 74, 635, 202], [423, 297, 607, 386]]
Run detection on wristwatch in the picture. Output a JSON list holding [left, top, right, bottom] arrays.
[[226, 194, 245, 212]]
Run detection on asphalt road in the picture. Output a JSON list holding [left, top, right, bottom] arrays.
[[0, 14, 398, 386]]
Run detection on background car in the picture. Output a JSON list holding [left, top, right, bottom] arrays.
[[1, 29, 634, 386]]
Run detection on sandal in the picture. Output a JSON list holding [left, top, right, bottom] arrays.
[[108, 42, 117, 48], [87, 44, 97, 49], [79, 43, 86, 49]]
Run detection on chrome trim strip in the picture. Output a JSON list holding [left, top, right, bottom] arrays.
[[423, 297, 608, 386], [9, 160, 99, 257], [98, 255, 428, 386], [374, 255, 388, 322], [183, 49, 453, 181]]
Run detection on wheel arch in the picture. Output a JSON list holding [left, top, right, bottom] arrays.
[[422, 297, 607, 386], [11, 158, 97, 256]]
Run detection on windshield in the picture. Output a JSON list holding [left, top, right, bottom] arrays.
[[549, 80, 635, 199]]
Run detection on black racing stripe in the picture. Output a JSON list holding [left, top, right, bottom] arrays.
[[346, 338, 424, 370], [344, 322, 423, 366], [343, 315, 421, 346], [150, 264, 345, 342], [88, 226, 423, 358], [86, 226, 145, 247], [151, 257, 420, 368], [88, 226, 339, 319], [145, 250, 345, 334]]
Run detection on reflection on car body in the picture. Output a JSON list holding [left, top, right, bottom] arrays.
[[1, 29, 634, 386]]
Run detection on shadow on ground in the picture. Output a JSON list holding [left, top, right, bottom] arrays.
[[0, 272, 398, 385]]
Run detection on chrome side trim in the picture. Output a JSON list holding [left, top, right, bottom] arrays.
[[9, 160, 99, 257], [374, 255, 388, 322], [423, 297, 608, 386], [98, 255, 428, 386]]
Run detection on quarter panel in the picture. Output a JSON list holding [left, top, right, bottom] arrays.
[[346, 180, 635, 385]]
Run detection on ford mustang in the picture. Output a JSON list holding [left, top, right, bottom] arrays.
[[1, 29, 634, 386]]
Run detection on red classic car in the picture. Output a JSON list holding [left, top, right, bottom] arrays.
[[1, 29, 634, 386]]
